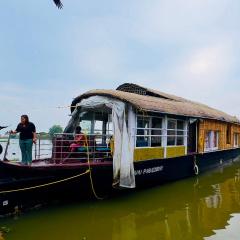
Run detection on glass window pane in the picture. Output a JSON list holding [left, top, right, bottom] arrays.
[[152, 118, 162, 129], [151, 136, 162, 147], [137, 129, 150, 136], [213, 132, 218, 148], [80, 120, 91, 134], [137, 117, 149, 128], [136, 116, 150, 147], [168, 120, 176, 130], [234, 133, 238, 146], [94, 120, 103, 134], [167, 136, 175, 146], [177, 136, 184, 146], [152, 129, 162, 136], [167, 130, 175, 136], [204, 131, 211, 150], [136, 136, 149, 147], [177, 120, 184, 130], [177, 130, 184, 136], [151, 118, 162, 140]]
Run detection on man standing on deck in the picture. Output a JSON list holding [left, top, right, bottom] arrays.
[[11, 115, 37, 165]]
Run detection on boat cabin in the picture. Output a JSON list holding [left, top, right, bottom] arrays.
[[54, 83, 240, 163], [49, 83, 240, 187]]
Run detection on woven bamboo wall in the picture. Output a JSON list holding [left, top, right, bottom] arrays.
[[198, 119, 240, 153]]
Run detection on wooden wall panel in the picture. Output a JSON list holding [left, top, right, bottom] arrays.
[[198, 119, 240, 153]]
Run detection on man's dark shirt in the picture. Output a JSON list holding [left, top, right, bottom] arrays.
[[16, 122, 36, 140]]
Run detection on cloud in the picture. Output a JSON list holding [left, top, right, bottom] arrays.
[[0, 82, 72, 132], [78, 46, 122, 80], [168, 41, 234, 90], [129, 0, 232, 44], [123, 39, 239, 118], [1, 0, 240, 130]]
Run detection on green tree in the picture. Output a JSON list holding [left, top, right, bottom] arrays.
[[49, 125, 63, 139]]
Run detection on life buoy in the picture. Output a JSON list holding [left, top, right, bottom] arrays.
[[194, 164, 199, 175], [193, 155, 199, 175]]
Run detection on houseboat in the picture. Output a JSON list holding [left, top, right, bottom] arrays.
[[0, 83, 240, 214]]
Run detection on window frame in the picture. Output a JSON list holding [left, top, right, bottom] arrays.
[[135, 115, 163, 148], [135, 115, 188, 148], [166, 118, 187, 147]]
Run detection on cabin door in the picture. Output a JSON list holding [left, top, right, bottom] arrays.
[[188, 121, 197, 153]]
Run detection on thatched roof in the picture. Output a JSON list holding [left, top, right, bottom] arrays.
[[71, 83, 240, 124]]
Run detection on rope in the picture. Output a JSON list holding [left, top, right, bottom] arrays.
[[0, 170, 90, 194], [0, 105, 79, 113], [0, 135, 105, 200], [84, 135, 105, 200]]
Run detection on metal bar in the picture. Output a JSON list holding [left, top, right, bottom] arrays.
[[38, 135, 41, 160], [3, 133, 11, 161], [34, 141, 37, 160]]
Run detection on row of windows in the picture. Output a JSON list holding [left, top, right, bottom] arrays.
[[204, 131, 239, 152], [136, 116, 187, 147]]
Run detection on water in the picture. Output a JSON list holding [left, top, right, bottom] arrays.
[[0, 159, 240, 240], [0, 139, 52, 161]]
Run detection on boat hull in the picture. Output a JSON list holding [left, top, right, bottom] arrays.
[[0, 148, 240, 215]]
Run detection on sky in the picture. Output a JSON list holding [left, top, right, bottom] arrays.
[[1, 0, 240, 132]]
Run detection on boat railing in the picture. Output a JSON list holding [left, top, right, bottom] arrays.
[[34, 133, 53, 160], [0, 133, 53, 162], [51, 133, 113, 163], [1, 132, 113, 163]]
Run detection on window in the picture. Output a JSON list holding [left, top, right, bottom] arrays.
[[234, 133, 239, 147], [151, 118, 162, 147], [136, 116, 163, 147], [135, 116, 187, 148], [167, 119, 185, 146], [205, 131, 211, 150], [213, 131, 219, 148], [204, 131, 219, 151], [226, 124, 231, 144], [136, 116, 150, 147], [80, 120, 91, 134]]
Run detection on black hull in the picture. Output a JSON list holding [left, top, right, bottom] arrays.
[[0, 148, 240, 215], [134, 148, 240, 187]]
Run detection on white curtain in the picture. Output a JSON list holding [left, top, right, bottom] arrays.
[[119, 105, 136, 188], [78, 96, 136, 188]]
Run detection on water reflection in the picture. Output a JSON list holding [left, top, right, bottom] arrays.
[[1, 160, 240, 240], [205, 213, 240, 240]]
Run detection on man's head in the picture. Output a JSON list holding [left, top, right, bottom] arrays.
[[21, 115, 29, 125]]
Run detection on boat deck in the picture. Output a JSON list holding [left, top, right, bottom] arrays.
[[1, 159, 113, 169]]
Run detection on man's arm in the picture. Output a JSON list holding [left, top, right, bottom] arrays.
[[32, 123, 37, 144], [33, 132, 37, 144], [10, 124, 19, 134]]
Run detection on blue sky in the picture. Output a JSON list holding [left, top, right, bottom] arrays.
[[1, 0, 240, 132]]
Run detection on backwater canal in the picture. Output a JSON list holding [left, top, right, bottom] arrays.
[[1, 157, 240, 240]]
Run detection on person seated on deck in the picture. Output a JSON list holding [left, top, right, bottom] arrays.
[[70, 126, 87, 152]]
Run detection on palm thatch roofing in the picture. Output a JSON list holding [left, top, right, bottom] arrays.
[[71, 83, 240, 124]]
